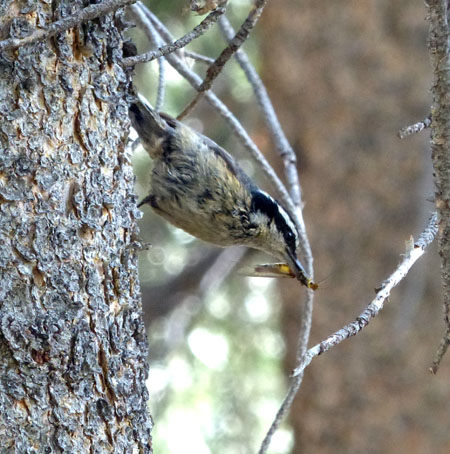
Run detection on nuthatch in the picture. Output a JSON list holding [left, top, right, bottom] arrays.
[[129, 99, 316, 289]]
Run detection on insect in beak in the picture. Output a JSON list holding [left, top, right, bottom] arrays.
[[240, 258, 318, 290], [284, 249, 318, 290]]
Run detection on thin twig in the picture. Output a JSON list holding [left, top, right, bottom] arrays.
[[148, 18, 166, 111], [256, 284, 314, 454], [258, 373, 303, 454], [122, 6, 226, 67], [217, 16, 316, 454], [218, 16, 302, 206], [190, 0, 228, 15], [177, 0, 269, 120], [258, 215, 440, 452], [130, 3, 294, 215], [137, 8, 213, 65], [292, 213, 438, 378], [0, 0, 135, 53], [130, 3, 166, 110], [427, 0, 450, 372], [398, 116, 431, 139], [218, 15, 312, 271], [430, 327, 450, 374], [155, 52, 166, 111], [184, 50, 215, 64]]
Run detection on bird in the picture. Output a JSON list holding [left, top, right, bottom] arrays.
[[129, 98, 316, 289]]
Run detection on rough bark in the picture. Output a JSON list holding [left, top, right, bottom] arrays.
[[0, 1, 152, 453], [428, 0, 450, 369]]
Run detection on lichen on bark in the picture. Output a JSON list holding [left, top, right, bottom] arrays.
[[0, 1, 152, 452]]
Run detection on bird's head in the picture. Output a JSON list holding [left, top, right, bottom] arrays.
[[249, 190, 314, 288]]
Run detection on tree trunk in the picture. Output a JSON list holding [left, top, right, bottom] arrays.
[[0, 1, 152, 452]]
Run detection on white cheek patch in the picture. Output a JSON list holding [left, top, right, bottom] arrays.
[[277, 203, 297, 234], [261, 191, 298, 243]]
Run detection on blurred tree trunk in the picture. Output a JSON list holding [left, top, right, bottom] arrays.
[[0, 1, 152, 452], [261, 1, 448, 454]]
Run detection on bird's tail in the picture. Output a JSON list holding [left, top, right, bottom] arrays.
[[128, 96, 169, 158]]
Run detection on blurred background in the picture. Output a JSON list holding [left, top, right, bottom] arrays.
[[129, 1, 450, 453]]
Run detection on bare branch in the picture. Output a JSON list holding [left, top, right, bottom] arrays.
[[427, 0, 450, 371], [135, 8, 214, 63], [258, 212, 440, 454], [122, 6, 226, 67], [398, 116, 431, 139], [0, 0, 136, 54], [257, 282, 315, 454], [184, 50, 215, 64], [216, 17, 316, 454], [217, 15, 313, 274], [430, 326, 450, 374], [129, 3, 166, 110], [291, 213, 438, 378], [218, 17, 300, 206], [190, 0, 228, 15], [155, 52, 166, 111], [215, 22, 317, 453], [258, 373, 303, 454], [177, 0, 269, 120]]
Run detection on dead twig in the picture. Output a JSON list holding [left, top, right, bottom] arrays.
[[184, 50, 215, 64], [122, 6, 226, 67], [190, 0, 228, 15], [217, 16, 316, 454], [398, 116, 431, 139], [258, 373, 303, 454], [129, 3, 166, 110], [177, 0, 269, 120], [218, 15, 312, 271], [292, 213, 438, 378], [430, 326, 450, 374], [0, 0, 135, 53]]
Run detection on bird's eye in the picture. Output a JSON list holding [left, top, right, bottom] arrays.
[[284, 230, 297, 250]]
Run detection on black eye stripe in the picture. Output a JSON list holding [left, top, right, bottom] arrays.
[[251, 190, 298, 250]]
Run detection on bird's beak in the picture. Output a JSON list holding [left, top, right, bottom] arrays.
[[285, 249, 318, 290]]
